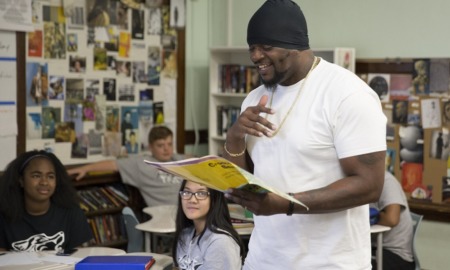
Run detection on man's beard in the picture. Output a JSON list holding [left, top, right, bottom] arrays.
[[262, 69, 286, 89]]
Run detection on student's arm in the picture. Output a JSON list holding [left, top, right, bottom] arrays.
[[377, 204, 401, 227], [67, 160, 118, 181]]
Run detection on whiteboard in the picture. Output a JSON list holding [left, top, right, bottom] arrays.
[[0, 30, 17, 170]]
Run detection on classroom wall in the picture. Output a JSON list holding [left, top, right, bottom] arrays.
[[185, 1, 450, 269], [185, 0, 450, 155], [223, 0, 450, 58]]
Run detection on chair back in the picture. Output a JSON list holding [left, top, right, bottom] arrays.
[[122, 206, 144, 253], [410, 212, 423, 270]]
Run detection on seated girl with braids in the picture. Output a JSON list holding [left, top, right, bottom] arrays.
[[0, 150, 93, 252]]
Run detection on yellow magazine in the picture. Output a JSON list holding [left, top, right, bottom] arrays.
[[144, 155, 309, 210]]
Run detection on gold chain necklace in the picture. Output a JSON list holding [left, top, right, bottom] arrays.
[[267, 56, 320, 137]]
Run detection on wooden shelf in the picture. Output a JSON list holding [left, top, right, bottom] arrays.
[[356, 60, 414, 74], [84, 207, 124, 218], [409, 200, 450, 222], [71, 172, 121, 187]]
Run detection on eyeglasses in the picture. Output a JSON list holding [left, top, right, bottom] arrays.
[[179, 190, 210, 200]]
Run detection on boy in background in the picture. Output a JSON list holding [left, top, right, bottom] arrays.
[[370, 171, 415, 270], [68, 125, 188, 207]]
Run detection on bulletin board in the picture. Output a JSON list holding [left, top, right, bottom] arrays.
[[357, 59, 450, 206], [14, 0, 186, 166]]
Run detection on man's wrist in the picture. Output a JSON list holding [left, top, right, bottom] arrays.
[[286, 193, 295, 216], [224, 142, 246, 157]]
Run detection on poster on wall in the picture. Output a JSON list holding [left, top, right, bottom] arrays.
[[0, 0, 33, 32], [24, 0, 182, 165]]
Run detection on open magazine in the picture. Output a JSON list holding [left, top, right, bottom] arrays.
[[144, 155, 309, 210]]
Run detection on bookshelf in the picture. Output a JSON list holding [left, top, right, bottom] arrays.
[[71, 171, 146, 248], [208, 47, 356, 155]]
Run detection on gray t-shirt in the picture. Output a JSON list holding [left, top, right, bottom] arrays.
[[116, 152, 185, 207], [176, 226, 242, 270], [370, 171, 414, 262]]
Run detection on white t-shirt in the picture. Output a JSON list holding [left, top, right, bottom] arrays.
[[370, 171, 414, 262], [242, 59, 387, 269], [176, 226, 242, 270]]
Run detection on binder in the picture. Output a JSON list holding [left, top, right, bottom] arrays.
[[75, 255, 155, 270]]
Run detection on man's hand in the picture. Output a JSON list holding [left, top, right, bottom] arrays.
[[225, 188, 290, 216], [229, 95, 277, 140]]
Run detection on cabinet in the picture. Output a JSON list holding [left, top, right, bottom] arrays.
[[71, 171, 146, 248], [208, 47, 356, 155]]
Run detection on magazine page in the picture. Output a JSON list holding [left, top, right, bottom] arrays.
[[144, 155, 249, 191], [144, 155, 309, 210]]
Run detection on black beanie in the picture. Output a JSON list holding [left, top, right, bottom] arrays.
[[247, 0, 309, 50]]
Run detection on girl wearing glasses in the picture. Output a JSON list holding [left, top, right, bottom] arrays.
[[172, 180, 245, 269]]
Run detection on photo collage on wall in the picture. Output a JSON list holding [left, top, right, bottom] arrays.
[[359, 58, 450, 203], [26, 0, 185, 163]]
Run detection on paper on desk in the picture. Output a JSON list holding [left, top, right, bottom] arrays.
[[0, 252, 41, 266], [0, 252, 81, 266], [39, 253, 81, 264]]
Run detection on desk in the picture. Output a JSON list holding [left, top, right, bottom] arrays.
[[0, 248, 172, 270], [136, 205, 177, 253], [0, 247, 125, 270], [72, 247, 126, 258], [370, 224, 391, 270]]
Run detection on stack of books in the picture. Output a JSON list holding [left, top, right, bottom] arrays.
[[228, 204, 254, 229]]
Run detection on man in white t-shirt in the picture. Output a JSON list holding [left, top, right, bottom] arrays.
[[222, 0, 387, 269]]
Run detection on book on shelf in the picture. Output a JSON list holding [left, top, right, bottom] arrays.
[[219, 64, 261, 93], [87, 214, 124, 245], [106, 185, 130, 203], [246, 66, 261, 92], [102, 215, 112, 242], [78, 191, 99, 211], [75, 255, 155, 270], [91, 189, 111, 209], [108, 214, 119, 241], [216, 105, 240, 136], [79, 190, 97, 210], [78, 200, 91, 212], [94, 216, 106, 243], [98, 187, 122, 208], [144, 155, 309, 210], [88, 218, 100, 244]]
